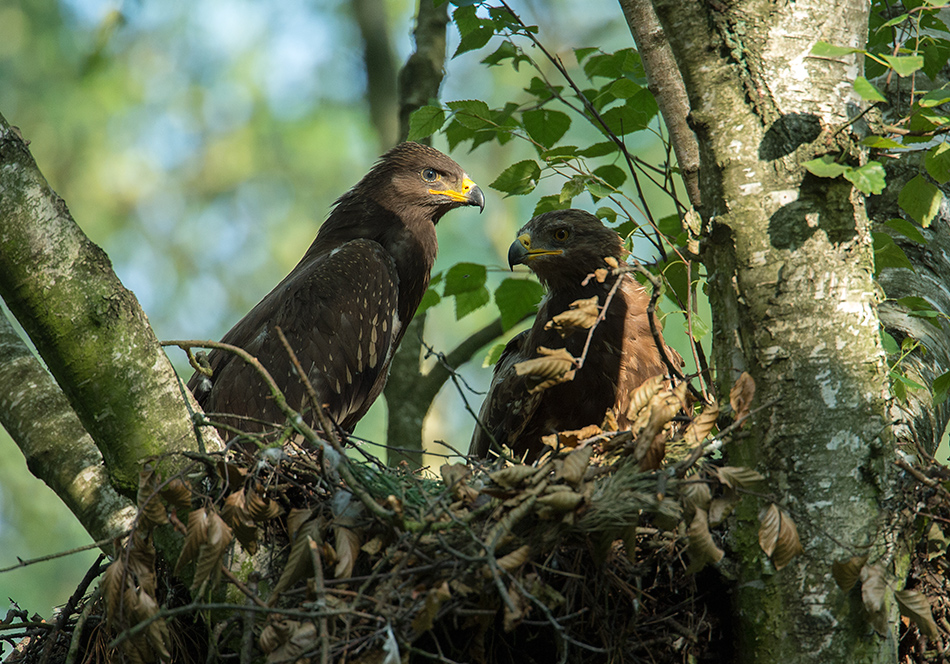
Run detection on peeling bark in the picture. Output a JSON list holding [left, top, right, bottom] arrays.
[[652, 1, 898, 661], [0, 114, 222, 496]]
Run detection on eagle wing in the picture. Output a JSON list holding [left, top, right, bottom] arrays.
[[469, 330, 545, 459], [190, 238, 399, 433]]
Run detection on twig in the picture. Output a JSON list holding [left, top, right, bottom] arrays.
[[38, 555, 106, 664], [0, 536, 120, 574]]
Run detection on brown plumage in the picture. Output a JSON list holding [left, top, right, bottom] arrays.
[[188, 142, 484, 437], [469, 209, 681, 461]]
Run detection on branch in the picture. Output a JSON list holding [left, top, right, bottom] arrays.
[[0, 114, 222, 492], [617, 0, 701, 208], [0, 309, 136, 542]]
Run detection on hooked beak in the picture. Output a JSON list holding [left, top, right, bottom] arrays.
[[507, 232, 563, 270], [432, 176, 485, 212]]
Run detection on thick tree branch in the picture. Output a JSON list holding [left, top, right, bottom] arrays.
[[0, 114, 222, 494], [617, 0, 701, 208], [385, 0, 451, 467], [0, 310, 135, 542], [352, 0, 399, 149]]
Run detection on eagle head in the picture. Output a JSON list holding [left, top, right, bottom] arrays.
[[507, 209, 623, 288]]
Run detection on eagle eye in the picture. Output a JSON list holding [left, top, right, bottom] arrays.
[[553, 228, 570, 242], [421, 168, 440, 183]]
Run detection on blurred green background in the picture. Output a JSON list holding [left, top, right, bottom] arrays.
[[1, 0, 673, 620]]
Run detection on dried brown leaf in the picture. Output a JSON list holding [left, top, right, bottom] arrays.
[[730, 371, 755, 422], [271, 534, 316, 599], [440, 463, 470, 490], [515, 346, 576, 378], [286, 508, 314, 538], [191, 510, 233, 592], [489, 465, 538, 489], [267, 622, 318, 664], [101, 559, 127, 627], [174, 507, 208, 575], [159, 478, 192, 512], [686, 508, 724, 572], [860, 564, 888, 634], [625, 374, 666, 421], [601, 407, 619, 431], [411, 581, 452, 635], [503, 583, 529, 632], [245, 485, 281, 522], [222, 491, 259, 554], [714, 466, 765, 489], [758, 504, 804, 569], [259, 619, 296, 654], [134, 590, 172, 660], [558, 445, 593, 486], [497, 544, 532, 573], [137, 469, 168, 528], [536, 490, 584, 513], [603, 256, 619, 268], [544, 296, 599, 336], [127, 531, 157, 597], [333, 522, 361, 580], [896, 589, 939, 640], [528, 369, 576, 394], [680, 481, 712, 520], [593, 267, 608, 283], [832, 555, 868, 592], [361, 536, 384, 556], [708, 492, 739, 527], [684, 401, 719, 446], [215, 461, 247, 490]]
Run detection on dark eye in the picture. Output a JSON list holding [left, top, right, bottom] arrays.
[[553, 228, 570, 242], [421, 168, 440, 182]]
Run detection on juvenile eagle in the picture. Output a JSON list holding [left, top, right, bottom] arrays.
[[189, 142, 484, 437], [469, 209, 680, 461]]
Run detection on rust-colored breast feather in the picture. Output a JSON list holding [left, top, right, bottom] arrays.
[[470, 209, 681, 461]]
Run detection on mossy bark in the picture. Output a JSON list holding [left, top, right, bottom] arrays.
[[651, 1, 900, 661], [0, 115, 221, 497]]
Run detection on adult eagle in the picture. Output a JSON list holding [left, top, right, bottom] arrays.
[[188, 142, 484, 438], [469, 209, 681, 461]]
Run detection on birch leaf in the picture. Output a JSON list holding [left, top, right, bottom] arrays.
[[832, 555, 868, 592], [686, 508, 724, 572], [684, 401, 719, 446], [895, 589, 939, 640], [860, 564, 888, 634], [758, 504, 804, 570], [730, 372, 756, 422]]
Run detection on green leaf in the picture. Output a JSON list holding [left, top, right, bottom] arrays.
[[811, 41, 865, 57], [854, 76, 886, 102], [452, 5, 494, 58], [578, 141, 618, 158], [417, 288, 441, 315], [533, 194, 569, 216], [407, 105, 446, 142], [882, 54, 924, 76], [574, 47, 598, 63], [892, 371, 908, 401], [593, 164, 627, 189], [608, 78, 641, 100], [444, 262, 487, 296], [481, 41, 521, 68], [925, 142, 950, 183], [494, 278, 544, 331], [559, 176, 586, 204], [880, 12, 910, 29], [933, 370, 950, 406], [843, 161, 886, 195], [483, 342, 508, 367], [600, 90, 658, 135], [898, 295, 935, 311], [893, 372, 928, 392], [884, 218, 928, 244], [541, 145, 579, 163], [687, 314, 711, 343], [454, 287, 490, 319], [860, 135, 903, 149], [490, 159, 541, 196], [919, 87, 950, 108], [881, 330, 900, 355], [922, 40, 950, 80], [898, 175, 942, 227], [447, 99, 492, 130], [596, 206, 618, 224], [872, 232, 915, 275], [803, 155, 849, 178], [584, 52, 622, 79], [522, 109, 572, 148]]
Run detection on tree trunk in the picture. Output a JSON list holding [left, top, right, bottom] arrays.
[[0, 115, 221, 496], [648, 1, 901, 661]]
